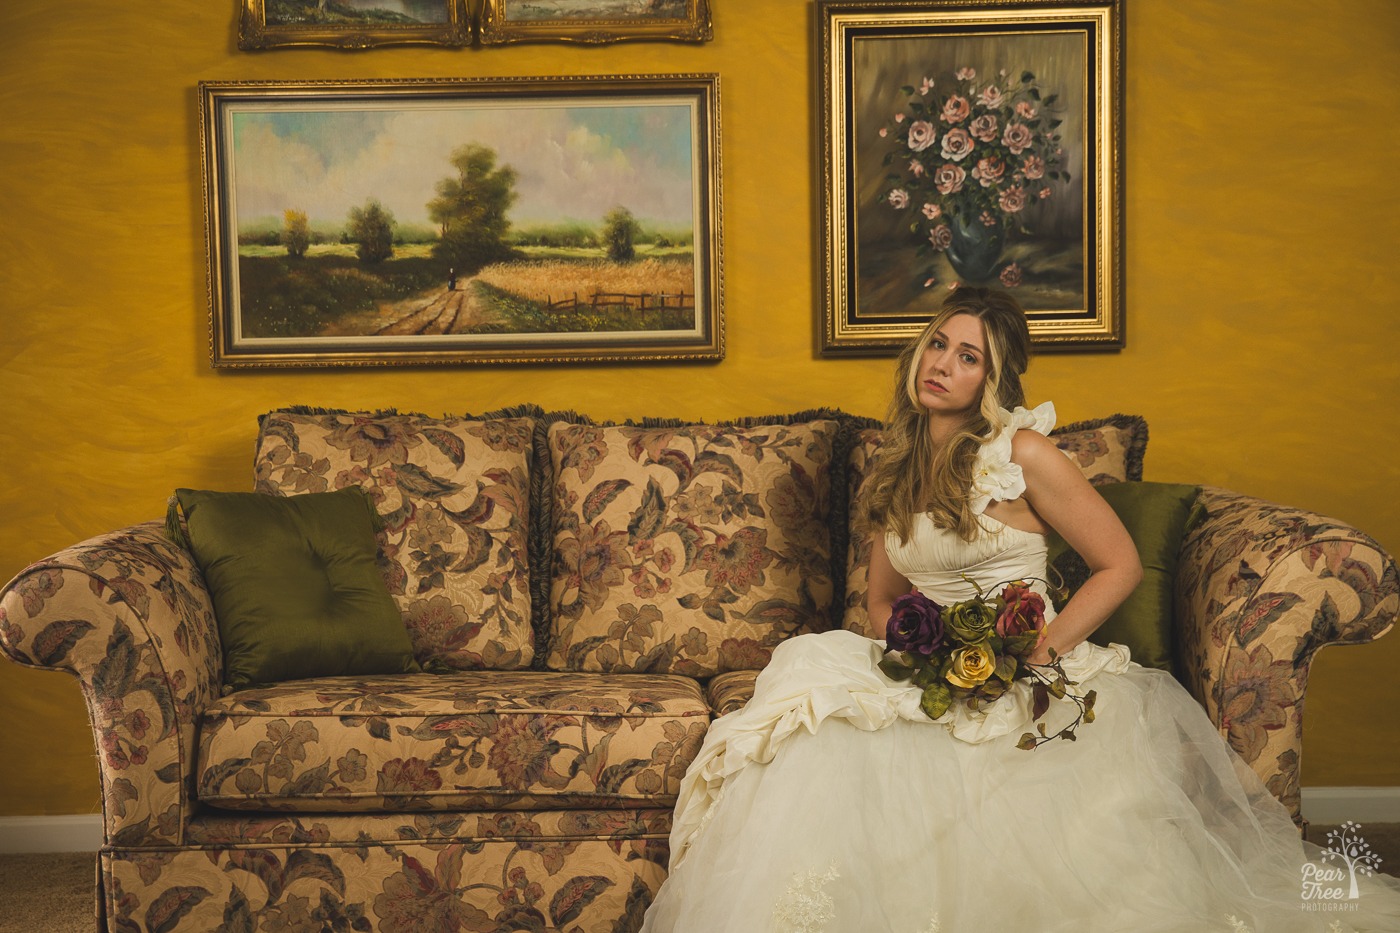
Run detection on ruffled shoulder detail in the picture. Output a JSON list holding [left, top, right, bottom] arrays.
[[968, 401, 1056, 515]]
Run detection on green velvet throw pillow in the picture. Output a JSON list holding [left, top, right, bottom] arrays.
[[1047, 482, 1204, 674], [172, 487, 419, 690]]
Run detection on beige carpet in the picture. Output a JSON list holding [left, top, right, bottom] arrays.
[[2, 825, 1398, 932], [0, 851, 95, 932]]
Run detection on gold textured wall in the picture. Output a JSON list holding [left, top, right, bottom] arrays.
[[2, 0, 1397, 817]]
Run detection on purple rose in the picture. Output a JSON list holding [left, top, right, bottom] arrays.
[[885, 591, 945, 656]]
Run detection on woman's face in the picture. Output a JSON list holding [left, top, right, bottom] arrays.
[[914, 313, 989, 418]]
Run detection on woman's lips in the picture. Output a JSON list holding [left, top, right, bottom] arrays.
[[924, 379, 947, 393]]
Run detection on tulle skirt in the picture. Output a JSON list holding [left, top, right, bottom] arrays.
[[641, 631, 1400, 933]]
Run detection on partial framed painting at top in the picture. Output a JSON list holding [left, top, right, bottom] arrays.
[[199, 76, 723, 367], [238, 0, 470, 50], [479, 0, 713, 44], [818, 0, 1124, 354]]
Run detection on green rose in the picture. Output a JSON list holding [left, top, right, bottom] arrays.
[[944, 598, 998, 643]]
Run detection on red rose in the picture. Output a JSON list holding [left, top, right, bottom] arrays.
[[995, 582, 1046, 637]]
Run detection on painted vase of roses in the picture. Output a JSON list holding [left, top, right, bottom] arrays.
[[945, 211, 1007, 282], [879, 66, 1067, 288]]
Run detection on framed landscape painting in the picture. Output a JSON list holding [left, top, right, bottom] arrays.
[[200, 76, 723, 367], [478, 0, 713, 44], [238, 0, 471, 48], [818, 0, 1124, 354]]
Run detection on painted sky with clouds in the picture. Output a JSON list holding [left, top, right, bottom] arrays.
[[229, 100, 697, 230]]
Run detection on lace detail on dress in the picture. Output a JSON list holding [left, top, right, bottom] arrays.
[[771, 863, 840, 932]]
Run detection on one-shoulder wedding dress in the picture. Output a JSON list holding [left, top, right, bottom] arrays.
[[641, 404, 1400, 933]]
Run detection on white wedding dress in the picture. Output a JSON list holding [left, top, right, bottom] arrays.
[[641, 405, 1400, 933]]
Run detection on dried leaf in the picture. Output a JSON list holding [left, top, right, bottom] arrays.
[[1031, 681, 1050, 721], [878, 656, 915, 682], [920, 682, 953, 720]]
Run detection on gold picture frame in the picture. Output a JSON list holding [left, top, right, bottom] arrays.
[[200, 75, 723, 367], [478, 0, 713, 45], [818, 0, 1124, 354], [238, 0, 471, 50]]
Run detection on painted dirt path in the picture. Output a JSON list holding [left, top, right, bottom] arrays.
[[317, 280, 501, 338]]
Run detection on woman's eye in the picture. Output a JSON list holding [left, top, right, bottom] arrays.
[[960, 353, 976, 364]]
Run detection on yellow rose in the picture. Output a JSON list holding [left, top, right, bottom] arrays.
[[946, 641, 996, 689]]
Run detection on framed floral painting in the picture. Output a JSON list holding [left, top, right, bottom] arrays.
[[238, 0, 471, 49], [200, 75, 723, 367], [478, 0, 713, 45], [818, 0, 1124, 353]]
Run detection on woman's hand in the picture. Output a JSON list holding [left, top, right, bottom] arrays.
[[1023, 627, 1055, 666]]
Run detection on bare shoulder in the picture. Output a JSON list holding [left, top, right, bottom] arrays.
[[1008, 429, 1068, 471], [1009, 430, 1092, 500]]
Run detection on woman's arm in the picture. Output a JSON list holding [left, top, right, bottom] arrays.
[[1013, 431, 1142, 664], [866, 531, 915, 640]]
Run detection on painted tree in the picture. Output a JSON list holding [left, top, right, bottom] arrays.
[[428, 144, 519, 275], [280, 208, 310, 258], [347, 199, 395, 265], [603, 205, 640, 262]]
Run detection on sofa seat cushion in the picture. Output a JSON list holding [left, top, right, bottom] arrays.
[[705, 670, 759, 717], [197, 672, 709, 812]]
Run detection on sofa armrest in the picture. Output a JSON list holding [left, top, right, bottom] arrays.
[[0, 522, 224, 848], [1174, 486, 1398, 824]]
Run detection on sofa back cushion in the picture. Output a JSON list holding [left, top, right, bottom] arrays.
[[546, 419, 839, 675], [255, 409, 536, 670], [842, 414, 1149, 637]]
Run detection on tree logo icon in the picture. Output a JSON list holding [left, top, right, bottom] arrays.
[[1301, 820, 1383, 905]]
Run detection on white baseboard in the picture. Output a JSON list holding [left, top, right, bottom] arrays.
[[1302, 787, 1400, 825], [0, 814, 103, 854]]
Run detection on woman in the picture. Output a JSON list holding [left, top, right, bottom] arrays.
[[640, 287, 1400, 932]]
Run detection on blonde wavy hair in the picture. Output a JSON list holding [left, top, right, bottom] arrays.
[[861, 287, 1032, 543]]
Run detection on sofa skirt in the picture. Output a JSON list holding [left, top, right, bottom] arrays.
[[100, 807, 670, 933]]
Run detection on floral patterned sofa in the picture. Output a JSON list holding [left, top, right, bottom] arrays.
[[1, 405, 1394, 933]]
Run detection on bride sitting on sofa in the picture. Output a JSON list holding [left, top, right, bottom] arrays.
[[641, 287, 1400, 932]]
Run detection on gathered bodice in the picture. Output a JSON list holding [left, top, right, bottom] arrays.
[[884, 513, 1055, 617]]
